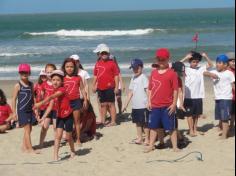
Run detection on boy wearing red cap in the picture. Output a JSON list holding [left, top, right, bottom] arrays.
[[145, 48, 179, 153]]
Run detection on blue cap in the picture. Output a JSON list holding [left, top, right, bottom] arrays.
[[130, 58, 143, 69], [216, 54, 229, 63]]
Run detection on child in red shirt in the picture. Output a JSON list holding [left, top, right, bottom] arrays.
[[62, 58, 88, 145], [38, 64, 57, 148], [145, 48, 180, 153], [92, 45, 119, 127], [0, 89, 14, 133], [35, 70, 76, 161]]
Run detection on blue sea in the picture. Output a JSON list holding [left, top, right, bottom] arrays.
[[0, 8, 235, 80]]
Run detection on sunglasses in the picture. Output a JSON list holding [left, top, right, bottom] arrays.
[[19, 71, 30, 75], [100, 52, 109, 55]]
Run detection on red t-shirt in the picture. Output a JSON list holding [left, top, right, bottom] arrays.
[[149, 69, 178, 108], [54, 87, 73, 118], [64, 76, 81, 100], [94, 59, 119, 90], [34, 83, 44, 102], [228, 68, 235, 100], [42, 81, 57, 111], [0, 104, 12, 125]]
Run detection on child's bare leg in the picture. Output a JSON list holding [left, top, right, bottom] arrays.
[[193, 116, 199, 135], [54, 128, 63, 161], [221, 120, 229, 139], [187, 116, 195, 136], [117, 96, 122, 114], [73, 110, 82, 145], [144, 129, 157, 153], [24, 124, 39, 153], [66, 132, 76, 159], [108, 103, 117, 125], [144, 126, 150, 145], [96, 96, 103, 123], [53, 119, 57, 139], [100, 103, 107, 124], [230, 114, 235, 130], [170, 130, 180, 152], [157, 129, 165, 145], [39, 118, 51, 147], [135, 123, 143, 143]]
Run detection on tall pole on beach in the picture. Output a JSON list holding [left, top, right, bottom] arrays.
[[192, 33, 199, 51]]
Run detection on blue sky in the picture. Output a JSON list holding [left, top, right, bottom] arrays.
[[0, 0, 235, 14]]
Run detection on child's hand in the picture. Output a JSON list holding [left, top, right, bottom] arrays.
[[147, 102, 152, 111], [210, 73, 219, 80], [179, 105, 186, 112], [83, 100, 88, 110], [33, 103, 41, 110], [12, 113, 18, 121], [168, 104, 177, 116], [92, 86, 97, 94], [114, 88, 119, 94], [202, 52, 208, 58], [185, 53, 193, 60]]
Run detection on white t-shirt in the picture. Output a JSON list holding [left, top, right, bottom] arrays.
[[184, 66, 207, 99], [78, 69, 90, 99], [210, 69, 235, 100], [129, 74, 149, 109]]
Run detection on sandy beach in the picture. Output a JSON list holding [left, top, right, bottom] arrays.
[[0, 78, 235, 176]]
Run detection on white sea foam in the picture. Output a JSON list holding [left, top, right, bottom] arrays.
[[0, 53, 40, 57], [25, 28, 164, 37]]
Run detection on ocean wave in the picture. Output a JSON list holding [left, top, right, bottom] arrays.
[[24, 28, 164, 37], [0, 53, 40, 57]]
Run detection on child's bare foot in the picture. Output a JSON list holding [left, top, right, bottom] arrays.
[[189, 133, 197, 137], [70, 152, 76, 160], [76, 142, 83, 148], [143, 146, 155, 153], [105, 122, 117, 127], [144, 140, 150, 146], [173, 148, 181, 152], [197, 131, 205, 135], [130, 139, 143, 145], [26, 149, 41, 154]]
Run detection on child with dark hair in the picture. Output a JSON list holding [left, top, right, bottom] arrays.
[[62, 58, 88, 146], [0, 89, 14, 133], [181, 52, 213, 137]]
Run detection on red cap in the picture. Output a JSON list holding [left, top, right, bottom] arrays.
[[156, 48, 170, 60], [18, 63, 31, 73]]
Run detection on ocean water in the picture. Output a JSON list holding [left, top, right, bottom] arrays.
[[0, 8, 235, 80]]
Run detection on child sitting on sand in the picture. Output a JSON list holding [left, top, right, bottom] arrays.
[[12, 64, 40, 153], [123, 59, 150, 146], [0, 89, 15, 133], [146, 48, 179, 153], [181, 51, 213, 137], [204, 55, 235, 139], [35, 70, 76, 161]]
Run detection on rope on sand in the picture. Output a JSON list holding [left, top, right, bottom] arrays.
[[146, 151, 204, 163]]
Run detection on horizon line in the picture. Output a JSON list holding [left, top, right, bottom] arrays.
[[0, 6, 234, 16]]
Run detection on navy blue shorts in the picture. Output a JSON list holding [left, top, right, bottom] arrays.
[[231, 100, 235, 115], [17, 111, 37, 127], [40, 110, 57, 119], [131, 109, 149, 125], [56, 114, 74, 132], [149, 107, 177, 131], [215, 100, 232, 121], [184, 99, 203, 117], [70, 99, 82, 111], [97, 89, 115, 103]]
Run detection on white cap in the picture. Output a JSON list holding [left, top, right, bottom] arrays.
[[226, 52, 235, 60], [99, 45, 110, 53], [50, 70, 64, 78], [39, 69, 47, 76], [70, 54, 80, 61], [93, 43, 108, 53]]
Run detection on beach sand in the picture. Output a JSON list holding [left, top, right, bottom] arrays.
[[0, 78, 235, 176]]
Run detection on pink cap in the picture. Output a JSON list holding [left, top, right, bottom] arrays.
[[18, 63, 31, 73], [156, 48, 171, 60]]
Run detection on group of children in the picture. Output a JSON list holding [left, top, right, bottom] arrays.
[[0, 43, 235, 160]]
